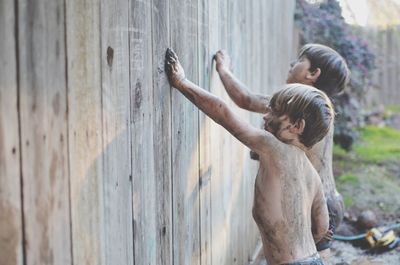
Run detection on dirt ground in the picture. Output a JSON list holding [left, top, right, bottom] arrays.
[[251, 235, 400, 265], [330, 240, 400, 265]]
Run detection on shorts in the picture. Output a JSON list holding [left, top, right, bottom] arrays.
[[281, 253, 324, 265]]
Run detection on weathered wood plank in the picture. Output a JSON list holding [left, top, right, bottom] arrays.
[[151, 0, 173, 264], [100, 0, 133, 264], [281, 0, 295, 85], [17, 0, 71, 263], [129, 0, 157, 264], [264, 1, 275, 90], [207, 2, 221, 263], [227, 0, 248, 264], [198, 0, 211, 264], [0, 1, 23, 264], [66, 0, 105, 264], [243, 1, 256, 262], [210, 0, 233, 264], [170, 0, 201, 264]]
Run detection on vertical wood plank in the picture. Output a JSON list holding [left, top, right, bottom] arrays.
[[288, 0, 296, 77], [395, 27, 400, 105], [207, 2, 220, 263], [227, 1, 248, 264], [382, 28, 389, 103], [246, 1, 264, 262], [259, 0, 269, 92], [198, 0, 211, 264], [100, 0, 133, 264], [388, 28, 396, 103], [243, 1, 255, 262], [151, 0, 173, 264], [210, 0, 231, 263], [0, 1, 23, 264], [170, 0, 201, 264], [129, 0, 157, 264], [66, 0, 105, 264], [17, 0, 71, 263]]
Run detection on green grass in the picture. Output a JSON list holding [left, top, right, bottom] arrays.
[[384, 105, 400, 119], [386, 105, 400, 113], [343, 196, 354, 208], [338, 173, 359, 185], [354, 126, 400, 162], [333, 124, 400, 216], [333, 144, 348, 157], [336, 174, 360, 206]]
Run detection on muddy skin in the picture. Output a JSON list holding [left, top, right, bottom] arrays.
[[165, 50, 331, 265], [252, 149, 329, 265], [251, 130, 344, 234], [165, 48, 186, 88], [307, 130, 345, 229], [213, 49, 345, 263]]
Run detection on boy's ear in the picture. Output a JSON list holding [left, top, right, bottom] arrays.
[[306, 68, 321, 83], [290, 119, 305, 135]]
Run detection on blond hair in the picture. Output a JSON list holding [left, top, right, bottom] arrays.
[[270, 83, 335, 148]]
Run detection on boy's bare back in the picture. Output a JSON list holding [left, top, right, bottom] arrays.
[[253, 139, 328, 265]]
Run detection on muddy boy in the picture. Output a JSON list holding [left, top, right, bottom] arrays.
[[165, 48, 334, 265], [214, 44, 350, 261]]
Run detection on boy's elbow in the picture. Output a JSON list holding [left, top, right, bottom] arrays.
[[209, 100, 230, 125], [235, 94, 252, 110]]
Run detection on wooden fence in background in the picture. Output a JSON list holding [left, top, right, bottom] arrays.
[[363, 25, 400, 107], [0, 0, 295, 264]]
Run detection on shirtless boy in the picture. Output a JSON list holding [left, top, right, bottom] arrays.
[[214, 44, 350, 259], [165, 48, 333, 265]]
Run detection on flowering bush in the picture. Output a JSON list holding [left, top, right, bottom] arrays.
[[295, 0, 376, 149]]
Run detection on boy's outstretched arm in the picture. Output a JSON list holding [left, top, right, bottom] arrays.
[[214, 50, 270, 113], [165, 48, 272, 154]]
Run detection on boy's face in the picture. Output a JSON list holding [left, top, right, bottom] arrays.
[[286, 56, 313, 86], [263, 106, 295, 144]]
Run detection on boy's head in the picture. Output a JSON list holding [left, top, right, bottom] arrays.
[[264, 83, 334, 148], [287, 44, 350, 97]]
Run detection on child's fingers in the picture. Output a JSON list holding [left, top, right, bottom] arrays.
[[166, 48, 178, 62], [169, 48, 178, 60]]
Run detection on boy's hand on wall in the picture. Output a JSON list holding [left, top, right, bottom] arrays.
[[165, 48, 186, 88], [214, 50, 232, 72]]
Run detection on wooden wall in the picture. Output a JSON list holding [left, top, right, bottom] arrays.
[[0, 0, 295, 264], [363, 25, 400, 107]]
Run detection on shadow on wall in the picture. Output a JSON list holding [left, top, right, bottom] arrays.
[[71, 63, 255, 264]]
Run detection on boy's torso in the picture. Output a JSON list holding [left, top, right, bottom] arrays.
[[252, 145, 320, 265]]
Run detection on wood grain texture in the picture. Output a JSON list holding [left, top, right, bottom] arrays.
[[209, 0, 229, 263], [100, 0, 134, 264], [17, 0, 71, 264], [198, 0, 212, 265], [363, 25, 400, 107], [129, 0, 158, 264], [3, 1, 298, 264], [170, 0, 201, 264], [0, 1, 23, 264], [66, 0, 105, 264], [152, 0, 174, 264]]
